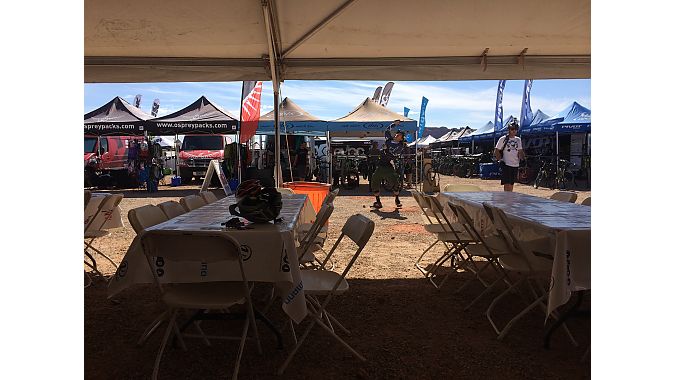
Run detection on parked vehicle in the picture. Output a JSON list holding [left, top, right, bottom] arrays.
[[84, 135, 143, 187], [178, 134, 229, 183]]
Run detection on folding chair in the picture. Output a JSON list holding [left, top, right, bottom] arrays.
[[200, 190, 219, 204], [581, 197, 591, 206], [84, 190, 93, 287], [158, 200, 187, 219], [276, 187, 295, 195], [415, 194, 477, 288], [446, 202, 514, 309], [128, 205, 169, 234], [278, 214, 375, 375], [550, 191, 577, 203], [442, 184, 482, 192], [84, 194, 124, 278], [482, 203, 577, 344], [180, 194, 206, 211], [298, 188, 339, 238], [140, 230, 262, 380], [297, 203, 335, 269]]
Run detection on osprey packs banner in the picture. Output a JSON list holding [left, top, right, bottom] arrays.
[[416, 96, 429, 142], [134, 94, 142, 108], [494, 80, 506, 132], [519, 79, 534, 127], [403, 107, 410, 117], [380, 81, 395, 107], [239, 81, 263, 143]]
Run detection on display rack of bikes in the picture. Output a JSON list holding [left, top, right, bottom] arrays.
[[433, 153, 493, 178]]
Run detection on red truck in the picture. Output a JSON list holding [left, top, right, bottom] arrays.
[[178, 134, 231, 183], [84, 135, 143, 187]]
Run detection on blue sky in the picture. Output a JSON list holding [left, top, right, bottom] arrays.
[[84, 79, 590, 129]]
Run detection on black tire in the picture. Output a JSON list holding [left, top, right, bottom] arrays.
[[534, 171, 543, 189]]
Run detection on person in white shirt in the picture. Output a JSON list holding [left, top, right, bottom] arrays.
[[494, 120, 525, 192]]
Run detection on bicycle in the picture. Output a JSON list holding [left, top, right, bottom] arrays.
[[533, 158, 556, 189], [555, 159, 577, 190]]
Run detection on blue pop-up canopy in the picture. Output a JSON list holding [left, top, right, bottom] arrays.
[[459, 116, 515, 142], [555, 102, 591, 132], [327, 98, 417, 138], [256, 97, 327, 136], [458, 121, 494, 143]]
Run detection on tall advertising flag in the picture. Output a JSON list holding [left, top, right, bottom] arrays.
[[416, 96, 429, 143], [133, 94, 142, 108], [494, 80, 506, 132], [239, 81, 263, 143], [519, 79, 534, 127], [372, 86, 383, 102], [151, 98, 160, 117], [380, 81, 395, 107], [403, 107, 410, 117]]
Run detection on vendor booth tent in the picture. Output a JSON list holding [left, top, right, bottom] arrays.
[[148, 96, 238, 135], [432, 127, 475, 146], [458, 121, 494, 143], [461, 116, 515, 142], [530, 109, 550, 126], [413, 135, 438, 148], [257, 97, 327, 135], [555, 101, 590, 132], [328, 98, 417, 138], [84, 96, 152, 136]]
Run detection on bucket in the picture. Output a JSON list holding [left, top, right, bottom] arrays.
[[282, 181, 331, 214], [171, 176, 182, 187]]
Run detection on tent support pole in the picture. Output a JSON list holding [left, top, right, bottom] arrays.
[[555, 131, 559, 176], [262, 0, 283, 187], [414, 129, 418, 191], [326, 131, 331, 186]]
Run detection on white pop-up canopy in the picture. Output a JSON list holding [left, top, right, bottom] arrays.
[[85, 0, 590, 83]]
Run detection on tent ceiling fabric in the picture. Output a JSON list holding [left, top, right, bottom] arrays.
[[85, 0, 590, 83]]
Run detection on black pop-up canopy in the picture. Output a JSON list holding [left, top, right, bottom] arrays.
[[148, 96, 238, 135], [84, 96, 152, 136]]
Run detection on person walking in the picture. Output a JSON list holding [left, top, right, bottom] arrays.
[[293, 141, 309, 181], [371, 120, 406, 208], [494, 120, 525, 192]]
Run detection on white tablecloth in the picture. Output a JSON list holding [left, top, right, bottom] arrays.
[[438, 191, 591, 317], [108, 194, 314, 324], [84, 193, 124, 231]]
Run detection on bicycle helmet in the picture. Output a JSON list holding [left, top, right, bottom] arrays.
[[507, 120, 519, 130], [230, 183, 282, 223]]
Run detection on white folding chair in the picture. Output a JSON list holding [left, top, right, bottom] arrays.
[[446, 201, 514, 309], [278, 214, 375, 375], [297, 203, 335, 269], [84, 194, 124, 278], [276, 187, 295, 195], [158, 200, 187, 219], [442, 184, 482, 192], [415, 195, 477, 289], [550, 191, 577, 203], [482, 203, 577, 345], [140, 230, 262, 380], [128, 205, 169, 234], [200, 190, 219, 204], [581, 196, 591, 206], [180, 194, 207, 211]]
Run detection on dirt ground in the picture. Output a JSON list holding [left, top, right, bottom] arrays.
[[85, 175, 591, 379]]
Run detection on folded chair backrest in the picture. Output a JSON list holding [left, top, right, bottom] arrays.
[[158, 200, 187, 219], [411, 190, 436, 225], [425, 195, 465, 241], [550, 191, 577, 203], [140, 230, 246, 294], [443, 184, 482, 192], [482, 203, 534, 271], [319, 214, 375, 280], [449, 202, 502, 257], [200, 191, 218, 204], [85, 194, 124, 234], [323, 188, 339, 205], [128, 205, 169, 234], [581, 197, 591, 206], [298, 203, 334, 260], [180, 194, 207, 211]]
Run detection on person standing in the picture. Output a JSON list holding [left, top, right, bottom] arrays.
[[293, 141, 309, 181], [494, 120, 525, 191], [371, 120, 406, 208]]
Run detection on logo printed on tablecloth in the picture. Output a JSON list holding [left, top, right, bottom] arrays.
[[117, 260, 128, 278], [200, 262, 208, 277], [280, 246, 290, 273], [155, 256, 165, 277], [241, 245, 253, 261]]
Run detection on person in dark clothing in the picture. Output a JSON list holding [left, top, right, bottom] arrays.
[[294, 141, 309, 181], [371, 120, 406, 209]]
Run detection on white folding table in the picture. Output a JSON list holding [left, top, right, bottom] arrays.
[[438, 191, 591, 317]]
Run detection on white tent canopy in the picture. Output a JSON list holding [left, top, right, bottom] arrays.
[[85, 0, 590, 83]]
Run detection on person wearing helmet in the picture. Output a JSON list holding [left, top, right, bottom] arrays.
[[494, 120, 525, 191], [371, 120, 406, 209]]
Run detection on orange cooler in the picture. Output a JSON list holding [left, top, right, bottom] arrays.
[[282, 181, 331, 213]]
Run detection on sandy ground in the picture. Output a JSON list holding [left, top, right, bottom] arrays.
[[85, 175, 590, 379]]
